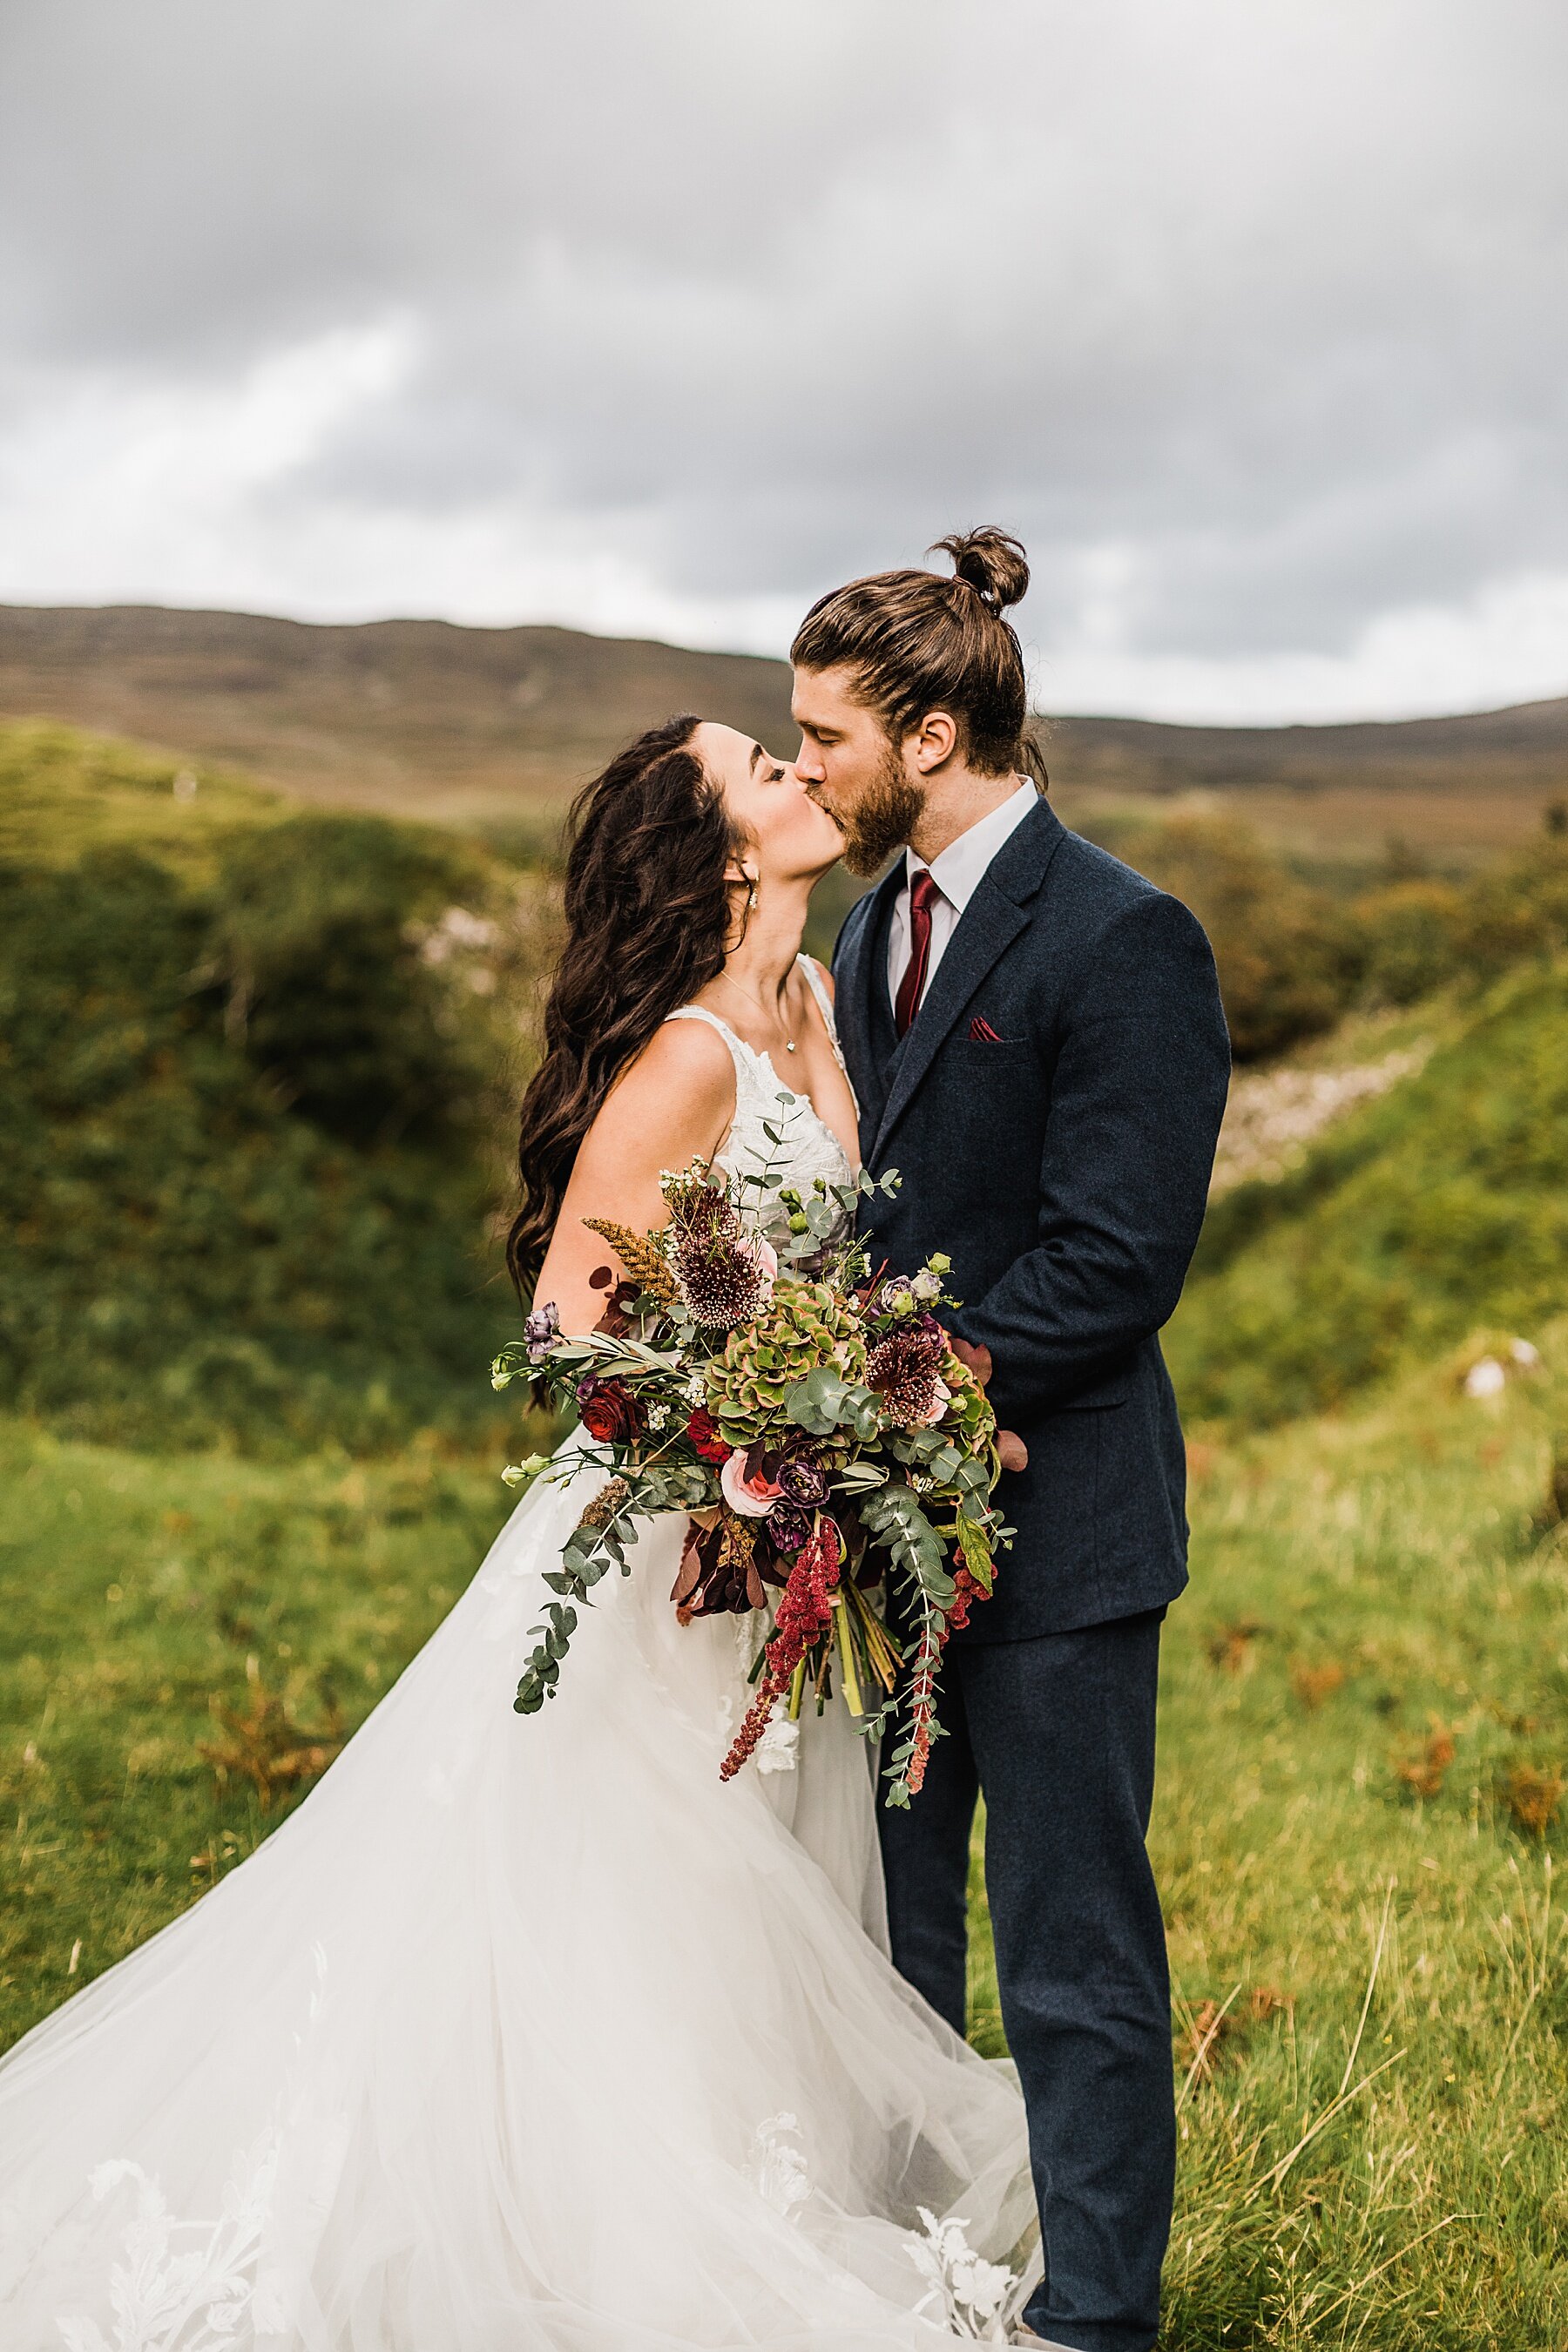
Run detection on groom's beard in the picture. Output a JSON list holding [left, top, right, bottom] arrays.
[[834, 746, 925, 878]]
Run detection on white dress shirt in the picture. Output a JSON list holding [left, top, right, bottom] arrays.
[[887, 781, 1039, 1015]]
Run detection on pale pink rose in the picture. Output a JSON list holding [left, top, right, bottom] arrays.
[[909, 1377, 951, 1429], [720, 1450, 784, 1517], [746, 1235, 779, 1301]]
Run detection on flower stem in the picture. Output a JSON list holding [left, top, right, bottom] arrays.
[[834, 1592, 865, 1716]]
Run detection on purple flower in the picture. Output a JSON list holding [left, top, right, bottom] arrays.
[[524, 1301, 560, 1360], [776, 1456, 828, 1508], [767, 1503, 814, 1553]]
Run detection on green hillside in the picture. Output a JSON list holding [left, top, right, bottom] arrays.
[[1169, 963, 1568, 1425], [0, 722, 553, 1454]]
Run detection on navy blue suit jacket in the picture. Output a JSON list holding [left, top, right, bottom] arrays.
[[833, 796, 1230, 1642]]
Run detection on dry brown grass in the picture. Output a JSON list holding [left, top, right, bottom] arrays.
[[197, 1654, 344, 1809], [1207, 1619, 1267, 1675], [1290, 1658, 1348, 1711], [1396, 1725, 1456, 1801], [1504, 1766, 1565, 1841]]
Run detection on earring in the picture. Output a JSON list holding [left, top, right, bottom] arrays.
[[746, 874, 759, 909]]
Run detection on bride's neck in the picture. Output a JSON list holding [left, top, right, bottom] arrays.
[[720, 876, 814, 1011]]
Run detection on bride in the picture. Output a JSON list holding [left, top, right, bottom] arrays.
[[0, 715, 1039, 2349]]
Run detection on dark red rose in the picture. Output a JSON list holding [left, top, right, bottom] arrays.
[[577, 1375, 644, 1443], [686, 1406, 730, 1465]]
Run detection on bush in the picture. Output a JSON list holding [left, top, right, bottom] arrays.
[[1109, 816, 1362, 1061], [1455, 838, 1568, 982], [213, 814, 544, 1146], [1351, 877, 1467, 1005], [0, 820, 549, 1454]]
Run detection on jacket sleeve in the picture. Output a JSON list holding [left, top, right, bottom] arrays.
[[955, 889, 1230, 1423]]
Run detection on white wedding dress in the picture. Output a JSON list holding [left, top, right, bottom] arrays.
[[0, 964, 1040, 2351]]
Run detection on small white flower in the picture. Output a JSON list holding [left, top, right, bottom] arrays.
[[1463, 1355, 1506, 1398], [754, 1701, 799, 1775], [751, 2112, 810, 2212], [903, 2207, 1017, 2341], [645, 1402, 669, 1430], [911, 1267, 943, 1301]]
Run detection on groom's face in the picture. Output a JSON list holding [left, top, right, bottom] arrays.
[[792, 665, 924, 878]]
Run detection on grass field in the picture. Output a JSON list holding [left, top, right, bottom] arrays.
[[6, 1325, 1567, 2345]]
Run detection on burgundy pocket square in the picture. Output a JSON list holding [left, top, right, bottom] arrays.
[[969, 1017, 1004, 1043]]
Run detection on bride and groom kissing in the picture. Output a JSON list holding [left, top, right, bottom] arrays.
[[0, 531, 1230, 2352]]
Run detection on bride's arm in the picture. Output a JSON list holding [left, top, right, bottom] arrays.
[[532, 1019, 736, 1336]]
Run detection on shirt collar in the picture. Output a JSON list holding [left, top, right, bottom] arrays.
[[904, 781, 1039, 913]]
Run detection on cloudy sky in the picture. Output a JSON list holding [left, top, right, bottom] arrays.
[[2, 0, 1565, 721]]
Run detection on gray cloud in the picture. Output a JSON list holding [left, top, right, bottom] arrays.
[[2, 0, 1565, 715]]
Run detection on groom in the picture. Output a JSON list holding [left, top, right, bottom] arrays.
[[792, 530, 1230, 2352]]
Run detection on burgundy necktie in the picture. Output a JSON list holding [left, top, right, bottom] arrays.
[[894, 868, 942, 1039]]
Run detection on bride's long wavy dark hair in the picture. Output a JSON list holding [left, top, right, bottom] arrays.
[[507, 714, 744, 1299]]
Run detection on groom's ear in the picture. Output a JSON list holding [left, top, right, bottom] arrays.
[[910, 710, 959, 774]]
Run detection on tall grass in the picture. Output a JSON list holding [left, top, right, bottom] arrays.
[[6, 1327, 1568, 2341], [970, 1330, 1568, 2345]]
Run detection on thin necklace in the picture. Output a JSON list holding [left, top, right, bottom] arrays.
[[718, 965, 797, 1051]]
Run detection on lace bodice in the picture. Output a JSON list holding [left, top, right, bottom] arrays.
[[665, 957, 856, 1246]]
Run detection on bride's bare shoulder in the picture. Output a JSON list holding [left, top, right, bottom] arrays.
[[582, 1014, 735, 1164]]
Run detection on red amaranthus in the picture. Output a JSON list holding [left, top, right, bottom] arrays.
[[720, 1516, 842, 1780]]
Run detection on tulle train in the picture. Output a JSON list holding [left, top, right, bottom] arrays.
[[0, 1445, 1039, 2349]]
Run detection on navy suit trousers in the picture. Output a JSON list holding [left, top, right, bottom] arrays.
[[877, 1606, 1173, 2352]]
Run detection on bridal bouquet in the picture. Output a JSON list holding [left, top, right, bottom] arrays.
[[492, 1159, 1023, 1808]]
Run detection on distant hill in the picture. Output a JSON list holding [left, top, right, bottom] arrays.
[[2, 603, 1565, 860], [0, 604, 797, 825]]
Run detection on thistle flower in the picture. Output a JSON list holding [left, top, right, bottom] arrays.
[[671, 1203, 778, 1328], [867, 1326, 950, 1429]]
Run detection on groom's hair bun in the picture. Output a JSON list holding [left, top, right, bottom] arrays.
[[932, 526, 1030, 616], [792, 524, 1034, 779]]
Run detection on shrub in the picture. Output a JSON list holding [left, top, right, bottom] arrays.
[[1111, 816, 1362, 1061], [1455, 839, 1568, 982], [0, 831, 542, 1454], [213, 814, 530, 1146], [1352, 877, 1467, 1005]]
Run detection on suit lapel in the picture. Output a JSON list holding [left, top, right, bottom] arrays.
[[869, 797, 1067, 1166]]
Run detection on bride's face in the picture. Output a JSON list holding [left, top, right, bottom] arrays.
[[694, 721, 843, 886]]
